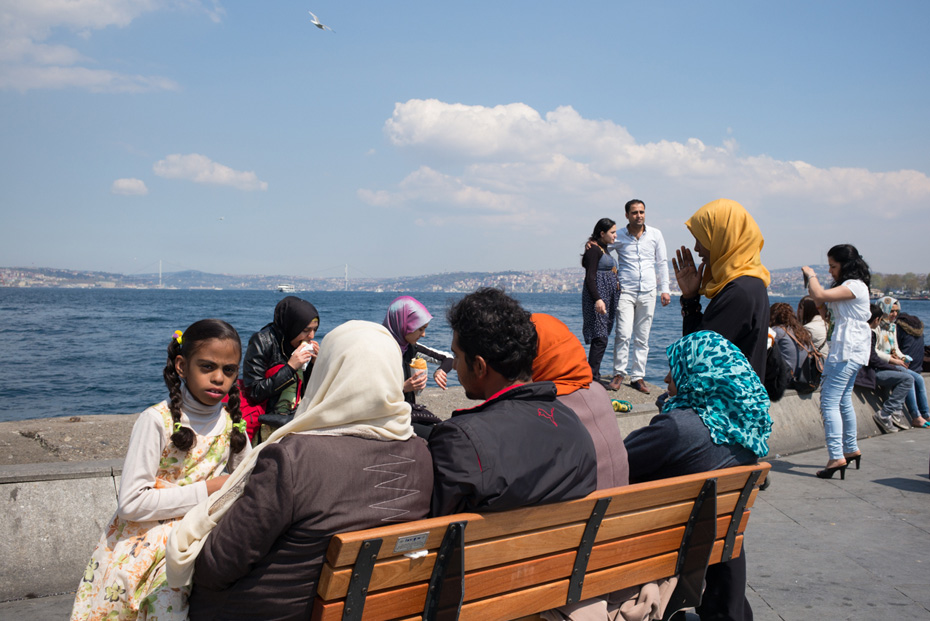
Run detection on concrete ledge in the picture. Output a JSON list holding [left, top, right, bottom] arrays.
[[616, 381, 918, 459], [0, 459, 122, 484], [2, 374, 926, 602], [2, 473, 120, 601]]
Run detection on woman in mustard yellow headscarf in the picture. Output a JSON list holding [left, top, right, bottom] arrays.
[[672, 199, 771, 379], [671, 199, 770, 621]]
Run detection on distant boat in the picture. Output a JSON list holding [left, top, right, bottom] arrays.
[[277, 284, 296, 293]]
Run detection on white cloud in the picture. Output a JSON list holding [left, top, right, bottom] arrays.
[[111, 178, 148, 195], [0, 1, 221, 92], [366, 98, 930, 217], [153, 153, 268, 191], [361, 98, 930, 270], [359, 165, 525, 225]]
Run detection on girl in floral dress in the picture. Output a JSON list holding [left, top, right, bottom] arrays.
[[71, 319, 251, 621]]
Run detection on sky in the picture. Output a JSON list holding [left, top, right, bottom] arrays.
[[2, 1, 929, 280]]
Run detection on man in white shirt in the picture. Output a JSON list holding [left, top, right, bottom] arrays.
[[607, 200, 671, 393]]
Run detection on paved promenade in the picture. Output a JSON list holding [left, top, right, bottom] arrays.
[[4, 427, 928, 620]]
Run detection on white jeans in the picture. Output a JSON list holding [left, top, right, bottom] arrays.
[[613, 289, 657, 381]]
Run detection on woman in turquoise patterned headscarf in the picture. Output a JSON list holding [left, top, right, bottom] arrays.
[[624, 330, 770, 621], [664, 330, 772, 458]]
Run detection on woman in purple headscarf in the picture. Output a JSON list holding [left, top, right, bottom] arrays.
[[382, 296, 454, 405]]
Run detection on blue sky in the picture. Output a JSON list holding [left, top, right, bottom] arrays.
[[2, 1, 928, 280]]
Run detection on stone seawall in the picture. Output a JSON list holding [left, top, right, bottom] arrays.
[[1, 377, 921, 602]]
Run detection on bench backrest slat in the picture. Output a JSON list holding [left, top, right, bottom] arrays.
[[324, 466, 761, 569]]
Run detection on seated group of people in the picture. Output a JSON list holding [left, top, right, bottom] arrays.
[[163, 287, 771, 621], [239, 294, 453, 440], [855, 297, 929, 431], [770, 295, 929, 429]]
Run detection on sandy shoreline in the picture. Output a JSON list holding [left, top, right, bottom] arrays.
[[0, 380, 659, 465]]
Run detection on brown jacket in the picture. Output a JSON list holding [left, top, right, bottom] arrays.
[[190, 434, 433, 621], [558, 382, 629, 489]]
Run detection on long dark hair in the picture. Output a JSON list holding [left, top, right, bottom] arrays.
[[828, 244, 870, 288], [588, 218, 616, 243], [163, 319, 247, 454], [581, 218, 616, 266], [771, 302, 813, 349], [797, 296, 821, 325]]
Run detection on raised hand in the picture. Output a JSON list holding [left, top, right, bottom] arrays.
[[673, 246, 704, 298]]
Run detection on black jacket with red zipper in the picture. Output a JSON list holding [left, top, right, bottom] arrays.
[[427, 381, 597, 516]]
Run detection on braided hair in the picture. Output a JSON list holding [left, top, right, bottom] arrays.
[[163, 319, 248, 454]]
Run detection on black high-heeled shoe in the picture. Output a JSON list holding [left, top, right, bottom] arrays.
[[816, 463, 848, 480], [843, 453, 862, 470]]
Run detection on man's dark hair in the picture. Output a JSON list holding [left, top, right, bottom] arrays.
[[624, 199, 645, 214], [447, 288, 538, 381]]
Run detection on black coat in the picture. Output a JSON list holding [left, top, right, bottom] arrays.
[[855, 331, 897, 389], [428, 381, 597, 516], [683, 276, 770, 380], [242, 324, 312, 412]]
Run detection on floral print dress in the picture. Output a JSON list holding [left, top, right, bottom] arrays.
[[71, 403, 232, 621]]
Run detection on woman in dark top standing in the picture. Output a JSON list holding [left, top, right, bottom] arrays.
[[669, 199, 771, 621], [581, 218, 621, 381], [625, 331, 771, 621], [672, 199, 771, 379]]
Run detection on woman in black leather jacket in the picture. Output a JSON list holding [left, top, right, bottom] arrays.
[[242, 296, 319, 418]]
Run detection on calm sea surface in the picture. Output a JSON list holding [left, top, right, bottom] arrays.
[[2, 289, 929, 422]]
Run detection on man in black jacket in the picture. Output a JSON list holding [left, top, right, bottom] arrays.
[[427, 288, 597, 516]]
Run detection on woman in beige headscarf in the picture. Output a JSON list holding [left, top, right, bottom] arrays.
[[166, 321, 433, 620]]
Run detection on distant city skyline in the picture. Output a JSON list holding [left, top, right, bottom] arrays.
[[12, 262, 922, 298], [2, 2, 928, 278]]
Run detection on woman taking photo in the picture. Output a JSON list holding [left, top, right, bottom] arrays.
[[581, 218, 621, 382], [802, 244, 871, 479]]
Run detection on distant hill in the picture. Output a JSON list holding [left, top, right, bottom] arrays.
[[3, 264, 921, 296]]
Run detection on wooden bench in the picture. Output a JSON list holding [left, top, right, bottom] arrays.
[[312, 462, 770, 621]]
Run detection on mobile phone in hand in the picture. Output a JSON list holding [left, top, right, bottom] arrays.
[[803, 271, 809, 288]]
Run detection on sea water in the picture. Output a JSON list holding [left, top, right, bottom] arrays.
[[2, 288, 929, 422]]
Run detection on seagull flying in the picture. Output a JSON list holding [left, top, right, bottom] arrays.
[[308, 11, 335, 32]]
